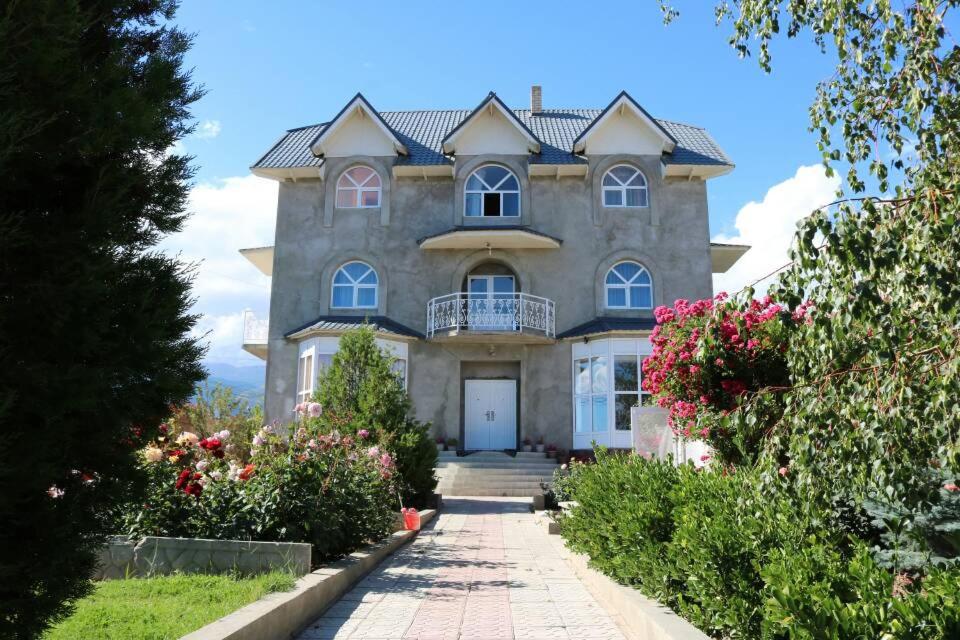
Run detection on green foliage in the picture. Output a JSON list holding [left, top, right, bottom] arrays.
[[125, 422, 396, 564], [313, 326, 437, 506], [43, 572, 296, 640], [0, 1, 205, 636], [169, 384, 263, 462]]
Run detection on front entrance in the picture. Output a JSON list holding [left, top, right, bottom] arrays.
[[464, 379, 517, 450]]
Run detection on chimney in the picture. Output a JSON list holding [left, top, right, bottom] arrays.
[[530, 85, 542, 114]]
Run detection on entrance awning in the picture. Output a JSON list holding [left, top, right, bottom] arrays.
[[418, 226, 562, 250]]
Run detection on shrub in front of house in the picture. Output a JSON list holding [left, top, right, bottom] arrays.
[[124, 421, 397, 564], [312, 326, 438, 507]]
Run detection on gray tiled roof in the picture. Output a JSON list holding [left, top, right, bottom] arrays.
[[253, 107, 732, 170], [557, 316, 658, 339], [285, 315, 424, 340]]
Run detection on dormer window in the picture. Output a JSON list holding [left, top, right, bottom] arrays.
[[465, 165, 520, 217], [336, 166, 382, 208], [602, 165, 648, 208]]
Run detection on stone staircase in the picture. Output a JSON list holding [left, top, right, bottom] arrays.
[[435, 451, 559, 497]]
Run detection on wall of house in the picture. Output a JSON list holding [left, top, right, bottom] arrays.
[[264, 152, 713, 448]]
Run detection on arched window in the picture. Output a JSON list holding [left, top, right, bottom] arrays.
[[331, 261, 378, 308], [336, 166, 382, 208], [464, 164, 520, 217], [605, 261, 652, 309], [602, 165, 648, 208]]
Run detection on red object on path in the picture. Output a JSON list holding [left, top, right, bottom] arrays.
[[402, 507, 421, 531]]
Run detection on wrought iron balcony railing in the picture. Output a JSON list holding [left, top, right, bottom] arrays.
[[426, 292, 555, 339]]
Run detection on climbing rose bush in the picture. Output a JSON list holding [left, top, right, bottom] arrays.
[[123, 419, 397, 563], [642, 293, 808, 464]]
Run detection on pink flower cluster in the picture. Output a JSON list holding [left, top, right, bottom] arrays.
[[642, 293, 805, 439]]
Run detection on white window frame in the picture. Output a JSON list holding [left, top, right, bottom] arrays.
[[464, 164, 521, 217], [331, 261, 378, 309], [601, 164, 649, 208], [572, 338, 654, 450], [605, 261, 653, 310], [295, 337, 407, 408], [296, 348, 315, 405], [336, 165, 382, 209]]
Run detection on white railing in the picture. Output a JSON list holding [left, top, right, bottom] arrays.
[[426, 292, 556, 338], [242, 309, 268, 345]]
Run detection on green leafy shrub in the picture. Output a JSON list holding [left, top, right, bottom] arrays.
[[125, 421, 396, 564], [311, 326, 437, 507]]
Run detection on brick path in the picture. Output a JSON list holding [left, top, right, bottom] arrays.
[[297, 497, 627, 640]]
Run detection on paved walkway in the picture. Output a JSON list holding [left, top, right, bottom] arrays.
[[297, 497, 627, 640]]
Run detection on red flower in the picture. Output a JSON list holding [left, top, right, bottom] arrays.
[[945, 482, 959, 493], [238, 464, 256, 481], [720, 379, 747, 396], [199, 437, 222, 451], [175, 469, 191, 490]]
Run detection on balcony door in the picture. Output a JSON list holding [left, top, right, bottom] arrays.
[[464, 379, 517, 450], [467, 275, 515, 331]]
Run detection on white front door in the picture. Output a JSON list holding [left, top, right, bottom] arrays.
[[464, 379, 517, 450]]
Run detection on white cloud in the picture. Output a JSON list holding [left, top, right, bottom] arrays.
[[195, 119, 222, 139], [712, 165, 840, 295], [161, 175, 278, 365]]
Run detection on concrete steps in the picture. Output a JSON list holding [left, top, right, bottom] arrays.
[[435, 451, 559, 497]]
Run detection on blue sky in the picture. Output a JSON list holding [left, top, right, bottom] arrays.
[[166, 1, 844, 366]]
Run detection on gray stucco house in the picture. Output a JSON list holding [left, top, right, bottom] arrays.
[[240, 87, 746, 452]]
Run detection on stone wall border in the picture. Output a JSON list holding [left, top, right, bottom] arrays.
[[180, 508, 437, 640], [559, 542, 710, 640]]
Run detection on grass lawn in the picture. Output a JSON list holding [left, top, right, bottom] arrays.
[[44, 571, 297, 640]]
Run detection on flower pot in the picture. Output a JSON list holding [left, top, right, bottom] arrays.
[[535, 444, 545, 453]]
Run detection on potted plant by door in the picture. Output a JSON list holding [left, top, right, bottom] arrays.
[[435, 436, 446, 452], [522, 436, 533, 453], [535, 435, 545, 453], [546, 444, 557, 459], [446, 437, 459, 453]]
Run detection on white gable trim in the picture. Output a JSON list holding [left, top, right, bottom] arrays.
[[310, 95, 408, 157], [574, 93, 676, 155], [442, 96, 540, 155]]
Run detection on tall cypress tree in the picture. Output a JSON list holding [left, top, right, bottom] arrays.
[[0, 1, 205, 636]]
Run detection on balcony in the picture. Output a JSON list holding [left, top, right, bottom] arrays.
[[241, 309, 269, 360], [426, 293, 556, 343]]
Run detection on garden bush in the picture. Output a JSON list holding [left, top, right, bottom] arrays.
[[124, 420, 396, 564], [311, 326, 437, 507]]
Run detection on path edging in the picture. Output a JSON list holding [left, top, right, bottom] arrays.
[[180, 509, 437, 640], [561, 546, 710, 640]]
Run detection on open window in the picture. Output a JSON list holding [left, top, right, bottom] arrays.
[[464, 164, 520, 217]]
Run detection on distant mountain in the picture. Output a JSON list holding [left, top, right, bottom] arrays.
[[200, 361, 266, 406]]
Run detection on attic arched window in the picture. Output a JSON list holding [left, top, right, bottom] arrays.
[[331, 261, 378, 309], [465, 164, 520, 217], [605, 261, 652, 309], [602, 165, 648, 208], [336, 166, 382, 208]]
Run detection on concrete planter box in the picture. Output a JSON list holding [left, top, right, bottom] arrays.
[[182, 509, 436, 640], [95, 536, 312, 580]]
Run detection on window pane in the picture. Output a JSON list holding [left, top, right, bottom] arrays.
[[357, 269, 378, 284], [575, 359, 590, 394], [344, 262, 369, 280], [361, 190, 380, 207], [465, 193, 482, 216], [627, 171, 647, 187], [626, 188, 647, 207], [391, 359, 406, 387], [636, 269, 651, 285], [475, 165, 508, 188], [365, 172, 381, 188], [493, 276, 514, 293], [604, 190, 623, 206], [615, 393, 637, 430], [640, 393, 653, 406], [316, 354, 333, 375], [611, 166, 636, 183], [602, 173, 619, 186], [469, 278, 488, 294], [483, 192, 500, 216], [500, 175, 520, 190], [592, 356, 608, 394], [334, 270, 352, 284], [606, 269, 624, 284], [348, 166, 374, 184], [357, 287, 376, 307], [592, 396, 608, 432], [631, 286, 652, 309], [337, 189, 356, 208], [332, 285, 353, 307], [501, 193, 519, 216], [466, 175, 484, 191], [614, 355, 638, 391], [615, 262, 641, 282], [575, 396, 591, 433], [607, 287, 626, 307]]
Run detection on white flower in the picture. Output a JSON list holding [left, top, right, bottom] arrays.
[[227, 462, 241, 481], [143, 446, 164, 463], [209, 470, 223, 481], [196, 460, 209, 472], [261, 423, 274, 435], [307, 402, 322, 418], [252, 434, 265, 447], [47, 486, 65, 499], [198, 475, 210, 487], [176, 431, 199, 446], [217, 430, 230, 440]]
